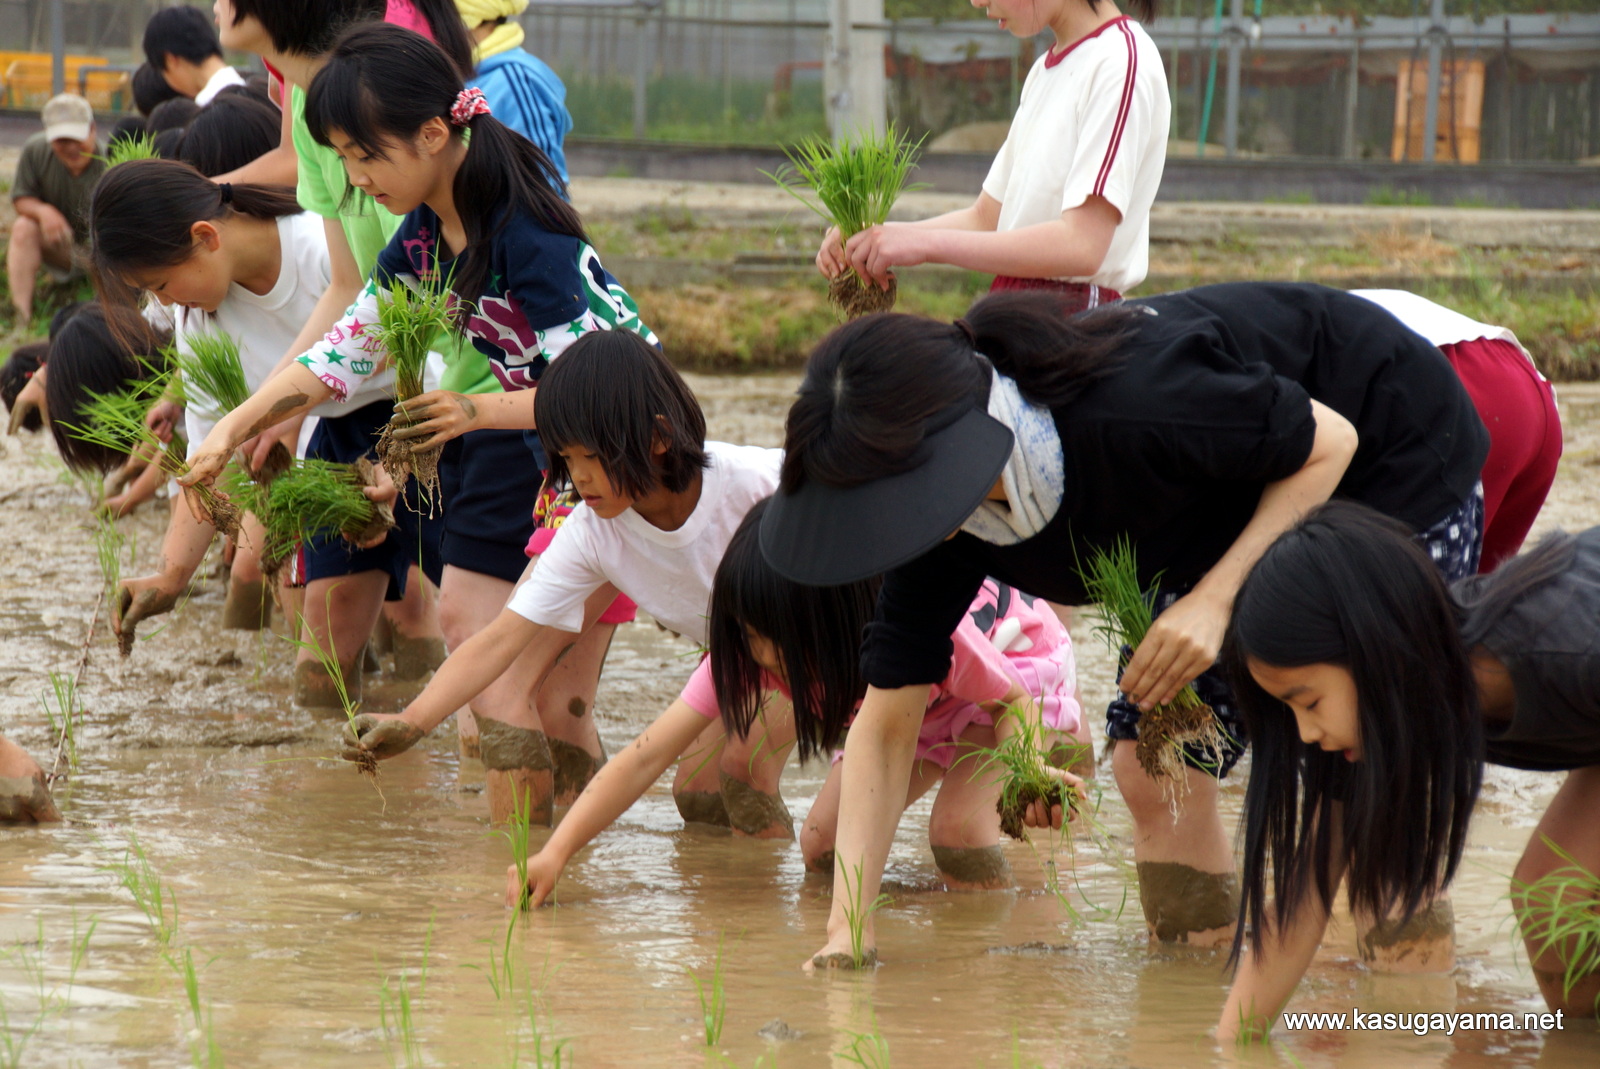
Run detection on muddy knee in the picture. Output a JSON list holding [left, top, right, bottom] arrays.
[[221, 578, 272, 631], [479, 717, 555, 825], [800, 819, 835, 872], [1135, 862, 1239, 943], [293, 658, 361, 712], [548, 736, 604, 804], [391, 635, 447, 681], [675, 788, 731, 828], [1358, 900, 1456, 972], [931, 845, 1012, 889], [718, 772, 794, 840]]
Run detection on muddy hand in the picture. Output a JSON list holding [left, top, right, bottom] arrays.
[[0, 736, 61, 823], [505, 852, 563, 909], [1021, 767, 1087, 831], [391, 391, 478, 450], [341, 713, 425, 762], [116, 575, 182, 642], [803, 933, 875, 973]]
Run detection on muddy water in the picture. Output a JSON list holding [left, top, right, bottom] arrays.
[[1, 376, 1598, 1068]]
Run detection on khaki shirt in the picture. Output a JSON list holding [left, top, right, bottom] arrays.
[[11, 132, 106, 242]]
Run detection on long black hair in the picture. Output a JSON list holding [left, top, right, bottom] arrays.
[[305, 23, 584, 328], [535, 330, 707, 500], [1, 342, 48, 432], [90, 159, 302, 316], [709, 498, 881, 761], [46, 304, 170, 472], [782, 292, 1136, 493], [1221, 501, 1483, 966], [176, 89, 282, 177]]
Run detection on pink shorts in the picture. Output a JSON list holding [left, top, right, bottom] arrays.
[[525, 482, 637, 625]]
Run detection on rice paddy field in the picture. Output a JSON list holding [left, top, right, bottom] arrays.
[[1, 374, 1598, 1067]]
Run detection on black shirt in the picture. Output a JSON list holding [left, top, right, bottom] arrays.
[[863, 282, 1489, 689], [1473, 527, 1600, 772]]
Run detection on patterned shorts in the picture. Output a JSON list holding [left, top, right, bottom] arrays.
[[1104, 484, 1486, 779]]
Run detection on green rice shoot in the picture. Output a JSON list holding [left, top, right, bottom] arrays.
[[686, 935, 726, 1047], [1513, 836, 1600, 1008], [373, 276, 456, 403], [254, 460, 385, 572], [284, 598, 383, 795], [103, 131, 159, 168], [837, 860, 890, 970], [766, 127, 924, 243], [39, 672, 80, 776], [173, 333, 250, 416]]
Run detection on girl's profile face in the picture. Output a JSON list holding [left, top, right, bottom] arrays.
[[131, 232, 231, 313], [326, 128, 438, 217], [1248, 660, 1363, 761], [744, 627, 788, 687], [970, 0, 1059, 39], [557, 446, 633, 519]]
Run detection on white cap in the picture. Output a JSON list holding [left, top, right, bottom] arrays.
[[42, 94, 92, 143]]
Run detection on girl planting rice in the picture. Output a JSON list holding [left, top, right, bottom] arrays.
[[760, 282, 1492, 968], [816, 0, 1165, 312], [1218, 502, 1600, 1038], [89, 161, 337, 643], [185, 23, 656, 819], [492, 498, 1086, 916], [339, 331, 798, 831]]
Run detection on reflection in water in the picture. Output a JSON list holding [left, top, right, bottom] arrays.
[[0, 385, 1597, 1066]]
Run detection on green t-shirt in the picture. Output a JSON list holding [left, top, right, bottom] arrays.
[[11, 132, 106, 241], [290, 88, 498, 396]]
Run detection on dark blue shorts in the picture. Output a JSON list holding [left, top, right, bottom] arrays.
[[1105, 486, 1486, 779], [302, 399, 444, 600], [438, 427, 544, 584]]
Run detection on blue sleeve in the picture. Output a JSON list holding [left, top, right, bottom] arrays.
[[472, 56, 572, 182]]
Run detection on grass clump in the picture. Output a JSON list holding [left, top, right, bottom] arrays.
[[372, 277, 456, 502], [65, 373, 242, 544], [1079, 539, 1228, 789], [378, 917, 433, 1069], [766, 127, 924, 318], [102, 131, 160, 168], [969, 707, 1079, 841], [172, 332, 293, 482], [242, 458, 392, 577], [166, 947, 225, 1069], [1513, 836, 1600, 1009]]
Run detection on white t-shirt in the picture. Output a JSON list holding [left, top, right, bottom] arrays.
[[196, 65, 246, 106], [981, 16, 1168, 294], [506, 442, 783, 641], [1353, 290, 1536, 367]]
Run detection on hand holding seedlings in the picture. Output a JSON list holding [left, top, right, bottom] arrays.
[[114, 573, 184, 644], [844, 224, 934, 291], [504, 851, 562, 909], [340, 713, 426, 762], [1118, 584, 1231, 711], [388, 390, 480, 450], [143, 399, 182, 443]]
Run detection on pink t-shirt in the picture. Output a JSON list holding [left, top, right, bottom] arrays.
[[679, 581, 1079, 766], [386, 0, 433, 36]]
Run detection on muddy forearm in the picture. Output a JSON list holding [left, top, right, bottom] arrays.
[[211, 363, 328, 456]]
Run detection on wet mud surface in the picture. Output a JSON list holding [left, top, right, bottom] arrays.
[[0, 378, 1597, 1065]]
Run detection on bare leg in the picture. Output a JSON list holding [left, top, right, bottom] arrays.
[[536, 620, 613, 805], [295, 572, 388, 710], [716, 692, 799, 840], [383, 564, 446, 681], [673, 718, 731, 827], [6, 215, 42, 326], [1511, 765, 1600, 1014], [800, 755, 943, 875], [928, 724, 1011, 889], [222, 515, 272, 630], [1113, 739, 1238, 946]]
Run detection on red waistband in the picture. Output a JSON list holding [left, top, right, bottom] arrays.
[[988, 276, 1122, 312]]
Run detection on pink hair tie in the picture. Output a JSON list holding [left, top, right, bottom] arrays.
[[450, 87, 491, 126]]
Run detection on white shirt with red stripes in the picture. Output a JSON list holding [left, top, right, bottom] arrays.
[[981, 15, 1168, 294]]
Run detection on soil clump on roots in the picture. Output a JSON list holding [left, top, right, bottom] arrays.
[[376, 415, 440, 507], [997, 782, 1076, 841], [829, 272, 896, 319], [1135, 701, 1227, 785]]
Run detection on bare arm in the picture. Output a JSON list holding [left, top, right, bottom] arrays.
[[1120, 399, 1360, 708], [806, 682, 929, 968], [817, 192, 1001, 278], [12, 195, 71, 243], [388, 387, 540, 450], [510, 700, 712, 907]]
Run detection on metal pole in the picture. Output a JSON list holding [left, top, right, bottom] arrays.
[[1422, 0, 1445, 162], [50, 0, 65, 97], [1343, 34, 1361, 159], [825, 0, 851, 139], [632, 5, 648, 139], [1224, 0, 1241, 157]]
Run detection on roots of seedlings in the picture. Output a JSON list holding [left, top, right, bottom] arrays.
[[347, 457, 398, 545], [349, 746, 379, 780], [201, 492, 243, 541], [1135, 702, 1227, 789], [375, 418, 440, 509], [829, 271, 896, 319], [254, 440, 293, 484], [997, 782, 1077, 841]]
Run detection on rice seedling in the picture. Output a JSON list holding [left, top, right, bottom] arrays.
[[1079, 538, 1228, 789], [248, 459, 393, 577], [509, 987, 572, 1068], [64, 374, 242, 542], [39, 671, 80, 776], [1512, 836, 1600, 1008], [836, 1015, 891, 1068], [835, 860, 890, 970], [372, 276, 457, 501], [502, 783, 536, 914], [378, 916, 433, 1069], [107, 832, 180, 946], [686, 935, 726, 1047], [173, 332, 291, 484], [282, 597, 383, 794], [167, 947, 225, 1069], [0, 941, 47, 1069], [765, 127, 924, 318], [103, 131, 160, 168], [967, 706, 1080, 841]]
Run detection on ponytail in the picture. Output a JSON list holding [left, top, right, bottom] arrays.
[[90, 158, 301, 314], [782, 293, 1133, 494], [306, 22, 585, 330]]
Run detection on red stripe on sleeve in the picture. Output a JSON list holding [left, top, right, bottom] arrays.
[[1093, 21, 1138, 198]]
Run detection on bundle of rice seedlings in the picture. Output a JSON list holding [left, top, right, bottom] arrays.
[[1514, 837, 1600, 1008], [1080, 539, 1228, 788], [174, 331, 291, 481], [767, 127, 924, 319], [372, 277, 455, 500], [65, 374, 243, 541], [256, 458, 394, 574], [104, 132, 160, 168], [968, 708, 1080, 840]]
